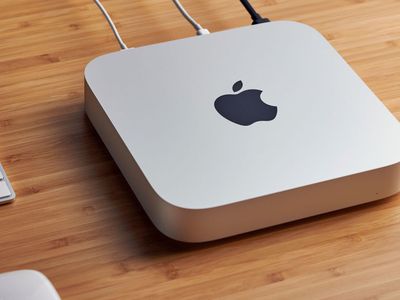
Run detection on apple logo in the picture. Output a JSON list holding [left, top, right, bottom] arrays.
[[214, 80, 278, 126]]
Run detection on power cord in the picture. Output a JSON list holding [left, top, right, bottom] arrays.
[[239, 0, 270, 24], [93, 0, 129, 50], [172, 0, 210, 35]]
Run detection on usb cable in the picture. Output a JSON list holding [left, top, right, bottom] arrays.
[[93, 0, 210, 51], [93, 0, 129, 50], [172, 0, 210, 35]]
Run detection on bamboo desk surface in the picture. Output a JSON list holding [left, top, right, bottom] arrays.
[[1, 0, 400, 299]]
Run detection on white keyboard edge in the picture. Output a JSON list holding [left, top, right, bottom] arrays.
[[0, 164, 16, 204]]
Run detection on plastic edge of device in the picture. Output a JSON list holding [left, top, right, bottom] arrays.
[[84, 80, 400, 243], [0, 164, 16, 205]]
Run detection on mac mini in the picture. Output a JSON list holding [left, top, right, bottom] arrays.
[[85, 21, 400, 242]]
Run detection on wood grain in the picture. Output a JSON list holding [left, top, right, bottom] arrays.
[[1, 0, 400, 299]]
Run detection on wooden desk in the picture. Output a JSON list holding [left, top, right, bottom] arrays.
[[1, 1, 399, 299]]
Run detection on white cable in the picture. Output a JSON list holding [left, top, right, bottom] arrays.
[[93, 0, 129, 50], [171, 0, 210, 35]]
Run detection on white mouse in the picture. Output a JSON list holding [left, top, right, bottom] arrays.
[[0, 270, 61, 300]]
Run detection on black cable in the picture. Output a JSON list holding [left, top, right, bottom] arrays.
[[239, 0, 270, 24]]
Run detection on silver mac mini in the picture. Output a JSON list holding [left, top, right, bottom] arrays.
[[85, 22, 400, 242]]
